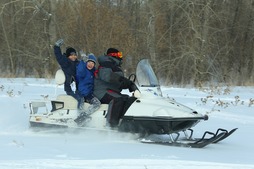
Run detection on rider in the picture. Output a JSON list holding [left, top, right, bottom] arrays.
[[54, 39, 80, 102], [94, 48, 140, 127], [75, 53, 101, 125]]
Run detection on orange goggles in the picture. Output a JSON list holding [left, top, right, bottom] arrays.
[[108, 52, 123, 59]]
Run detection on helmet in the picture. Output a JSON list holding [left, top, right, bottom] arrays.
[[66, 47, 76, 57], [106, 48, 122, 60]]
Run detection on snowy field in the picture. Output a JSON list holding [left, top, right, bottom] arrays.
[[0, 78, 254, 169]]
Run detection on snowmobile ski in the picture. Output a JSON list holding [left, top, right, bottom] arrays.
[[212, 128, 238, 143], [192, 128, 238, 144], [140, 132, 226, 148]]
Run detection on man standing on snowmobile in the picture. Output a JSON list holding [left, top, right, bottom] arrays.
[[54, 39, 81, 103], [74, 53, 101, 125], [94, 48, 140, 127]]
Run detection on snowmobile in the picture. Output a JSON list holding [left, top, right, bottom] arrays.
[[28, 59, 237, 148]]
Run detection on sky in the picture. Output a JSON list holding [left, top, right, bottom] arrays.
[[0, 78, 254, 169]]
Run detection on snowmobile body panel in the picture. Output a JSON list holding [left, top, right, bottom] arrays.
[[118, 84, 206, 134]]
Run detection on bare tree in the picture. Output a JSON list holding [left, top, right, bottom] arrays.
[[0, 0, 253, 86]]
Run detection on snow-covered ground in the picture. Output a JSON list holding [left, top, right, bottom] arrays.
[[0, 78, 254, 169]]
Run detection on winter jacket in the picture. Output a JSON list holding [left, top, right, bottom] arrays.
[[94, 55, 131, 101], [76, 60, 95, 97], [54, 45, 79, 93]]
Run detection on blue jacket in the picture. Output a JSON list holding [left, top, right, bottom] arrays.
[[76, 60, 95, 97], [54, 45, 79, 93]]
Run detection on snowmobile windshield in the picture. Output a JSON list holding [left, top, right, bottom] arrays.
[[136, 59, 160, 87]]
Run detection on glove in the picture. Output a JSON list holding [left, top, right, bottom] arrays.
[[79, 50, 87, 60], [55, 39, 64, 47], [120, 77, 132, 89], [129, 82, 138, 92]]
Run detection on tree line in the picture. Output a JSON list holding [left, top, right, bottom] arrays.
[[0, 0, 253, 86]]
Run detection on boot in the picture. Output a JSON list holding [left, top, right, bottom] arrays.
[[74, 112, 91, 127]]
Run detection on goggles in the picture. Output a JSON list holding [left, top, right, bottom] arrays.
[[108, 52, 123, 59]]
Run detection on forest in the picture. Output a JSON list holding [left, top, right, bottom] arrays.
[[0, 0, 253, 86]]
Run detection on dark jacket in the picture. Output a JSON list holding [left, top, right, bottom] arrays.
[[76, 60, 95, 97], [54, 45, 79, 93], [94, 55, 131, 100]]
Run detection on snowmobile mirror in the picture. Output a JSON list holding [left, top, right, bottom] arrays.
[[128, 74, 136, 82]]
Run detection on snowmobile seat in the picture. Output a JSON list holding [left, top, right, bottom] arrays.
[[51, 94, 78, 112], [51, 94, 108, 113], [99, 104, 108, 111]]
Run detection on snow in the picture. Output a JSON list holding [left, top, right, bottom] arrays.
[[0, 78, 254, 169]]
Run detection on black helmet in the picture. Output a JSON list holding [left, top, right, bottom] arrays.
[[106, 48, 122, 60], [66, 47, 76, 57]]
